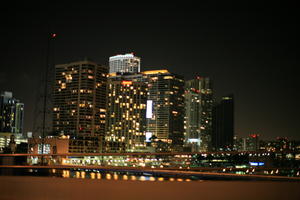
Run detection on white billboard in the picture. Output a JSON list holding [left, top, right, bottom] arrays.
[[146, 100, 153, 118], [146, 132, 152, 142]]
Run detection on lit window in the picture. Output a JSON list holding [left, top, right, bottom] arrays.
[[61, 83, 66, 89]]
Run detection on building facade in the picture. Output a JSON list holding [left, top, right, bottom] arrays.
[[53, 60, 108, 137], [235, 134, 260, 151], [105, 78, 147, 152], [0, 91, 24, 135], [184, 77, 213, 152], [142, 70, 185, 151], [28, 136, 69, 154], [109, 53, 140, 74], [105, 69, 185, 152], [212, 94, 234, 151]]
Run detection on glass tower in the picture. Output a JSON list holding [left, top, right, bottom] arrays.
[[142, 70, 185, 152], [109, 53, 141, 74], [212, 94, 234, 151], [184, 77, 213, 152]]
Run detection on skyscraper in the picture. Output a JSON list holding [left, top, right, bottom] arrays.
[[105, 77, 147, 152], [0, 91, 24, 135], [12, 102, 24, 135], [212, 94, 234, 151], [53, 60, 108, 137], [105, 69, 185, 152], [109, 53, 141, 74], [142, 70, 185, 151], [184, 77, 213, 152]]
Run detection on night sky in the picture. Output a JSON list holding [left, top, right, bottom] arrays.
[[0, 2, 299, 140]]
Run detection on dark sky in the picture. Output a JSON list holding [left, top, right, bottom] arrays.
[[0, 2, 299, 140]]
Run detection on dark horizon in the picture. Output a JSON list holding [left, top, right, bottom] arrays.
[[0, 2, 299, 140]]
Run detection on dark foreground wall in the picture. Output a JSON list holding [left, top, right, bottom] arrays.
[[0, 176, 299, 200]]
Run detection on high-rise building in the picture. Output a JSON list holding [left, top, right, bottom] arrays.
[[141, 70, 185, 151], [1, 92, 13, 133], [12, 102, 24, 134], [105, 69, 185, 152], [0, 91, 24, 135], [235, 134, 259, 151], [53, 60, 108, 137], [109, 53, 141, 74], [105, 78, 147, 152], [212, 94, 234, 151], [184, 77, 213, 152]]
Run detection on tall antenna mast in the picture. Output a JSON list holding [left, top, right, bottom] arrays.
[[41, 33, 56, 158]]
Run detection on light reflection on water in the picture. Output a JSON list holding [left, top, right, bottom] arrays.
[[55, 169, 196, 182], [75, 171, 80, 178], [80, 171, 85, 179], [113, 174, 118, 180], [90, 172, 95, 179], [62, 170, 70, 178], [6, 168, 299, 182], [97, 173, 101, 179], [139, 176, 146, 181], [106, 173, 111, 180], [123, 175, 128, 180]]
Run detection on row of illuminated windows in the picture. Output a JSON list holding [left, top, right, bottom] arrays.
[[108, 113, 142, 121], [108, 92, 145, 97], [79, 104, 93, 108], [107, 103, 146, 109], [110, 114, 139, 119], [110, 125, 140, 131]]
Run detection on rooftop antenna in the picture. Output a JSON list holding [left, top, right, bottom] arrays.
[[41, 33, 56, 155], [31, 32, 56, 163]]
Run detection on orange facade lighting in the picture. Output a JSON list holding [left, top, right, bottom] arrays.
[[121, 80, 133, 86], [142, 70, 169, 75]]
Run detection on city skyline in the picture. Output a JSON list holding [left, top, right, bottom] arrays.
[[0, 2, 299, 140]]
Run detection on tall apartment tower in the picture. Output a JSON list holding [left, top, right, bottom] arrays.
[[109, 53, 141, 74], [212, 94, 234, 151], [105, 77, 147, 152], [0, 91, 24, 135], [12, 103, 24, 134], [142, 70, 185, 151], [53, 60, 108, 137], [184, 77, 213, 152]]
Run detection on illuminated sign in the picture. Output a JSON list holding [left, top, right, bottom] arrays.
[[121, 80, 132, 86], [146, 100, 153, 118], [188, 138, 200, 144], [146, 132, 152, 142], [249, 162, 264, 166]]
